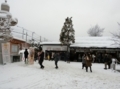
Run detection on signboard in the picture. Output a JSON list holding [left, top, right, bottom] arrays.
[[53, 48, 61, 50], [1, 42, 10, 64], [46, 46, 65, 51]]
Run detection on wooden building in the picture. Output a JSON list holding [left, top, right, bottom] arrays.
[[0, 37, 30, 64]]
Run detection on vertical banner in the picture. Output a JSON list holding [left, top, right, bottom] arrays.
[[28, 47, 34, 65], [2, 43, 10, 64]]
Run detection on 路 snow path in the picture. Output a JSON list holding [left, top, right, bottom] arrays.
[[0, 60, 120, 89]]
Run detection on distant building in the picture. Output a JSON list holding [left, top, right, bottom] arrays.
[[40, 41, 67, 52], [70, 37, 120, 52], [70, 37, 120, 61], [40, 37, 120, 61]]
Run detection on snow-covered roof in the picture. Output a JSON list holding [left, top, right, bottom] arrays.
[[40, 37, 120, 48], [71, 37, 120, 48], [13, 36, 26, 42]]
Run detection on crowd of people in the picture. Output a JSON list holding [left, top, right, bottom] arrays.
[[81, 52, 120, 72], [24, 48, 120, 72]]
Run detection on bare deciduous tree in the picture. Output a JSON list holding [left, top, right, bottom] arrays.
[[88, 24, 104, 36], [111, 22, 120, 46]]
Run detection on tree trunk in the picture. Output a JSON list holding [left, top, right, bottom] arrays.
[[67, 43, 70, 63]]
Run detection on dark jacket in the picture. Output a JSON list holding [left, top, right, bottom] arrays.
[[54, 53, 59, 61], [39, 52, 44, 61], [107, 55, 112, 64], [24, 50, 29, 58], [104, 55, 109, 62]]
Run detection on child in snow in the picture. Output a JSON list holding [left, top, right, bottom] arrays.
[[111, 55, 120, 72]]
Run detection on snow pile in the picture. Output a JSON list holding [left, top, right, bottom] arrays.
[[0, 60, 120, 89]]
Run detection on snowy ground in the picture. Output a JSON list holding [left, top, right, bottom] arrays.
[[0, 60, 120, 89]]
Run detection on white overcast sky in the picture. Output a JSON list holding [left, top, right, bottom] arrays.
[[0, 0, 120, 41]]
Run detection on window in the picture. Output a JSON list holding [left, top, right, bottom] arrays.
[[11, 44, 18, 53]]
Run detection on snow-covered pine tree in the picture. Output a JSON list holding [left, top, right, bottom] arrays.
[[59, 17, 75, 52]]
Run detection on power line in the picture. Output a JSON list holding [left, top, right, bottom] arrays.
[[13, 26, 49, 42], [16, 26, 44, 37], [12, 30, 25, 35], [11, 31, 43, 42]]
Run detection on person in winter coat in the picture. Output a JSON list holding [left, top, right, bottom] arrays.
[[24, 49, 29, 64], [111, 54, 120, 72], [82, 54, 86, 69], [85, 53, 92, 72], [54, 52, 60, 69], [34, 49, 38, 62], [38, 50, 45, 69], [107, 54, 112, 69], [104, 53, 110, 70]]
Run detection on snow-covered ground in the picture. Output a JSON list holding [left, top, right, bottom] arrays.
[[0, 60, 120, 89]]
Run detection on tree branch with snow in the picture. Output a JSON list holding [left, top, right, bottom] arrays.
[[88, 24, 104, 37], [111, 22, 120, 46]]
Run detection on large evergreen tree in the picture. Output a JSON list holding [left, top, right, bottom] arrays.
[[59, 17, 75, 52]]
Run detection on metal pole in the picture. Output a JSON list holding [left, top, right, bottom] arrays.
[[32, 32, 34, 40], [22, 28, 24, 39], [40, 36, 41, 42], [31, 32, 35, 47], [26, 32, 27, 48], [17, 26, 25, 39]]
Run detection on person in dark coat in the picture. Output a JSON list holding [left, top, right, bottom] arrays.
[[34, 49, 38, 62], [104, 54, 109, 69], [107, 54, 112, 69], [54, 52, 60, 69], [85, 53, 92, 72], [24, 49, 29, 64], [38, 50, 45, 69]]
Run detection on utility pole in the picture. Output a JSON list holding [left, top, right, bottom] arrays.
[[22, 28, 25, 39], [40, 36, 41, 42], [32, 32, 34, 41], [31, 32, 35, 47], [25, 32, 27, 49], [17, 26, 25, 39]]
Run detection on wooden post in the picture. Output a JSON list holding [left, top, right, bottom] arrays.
[[26, 32, 27, 48]]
